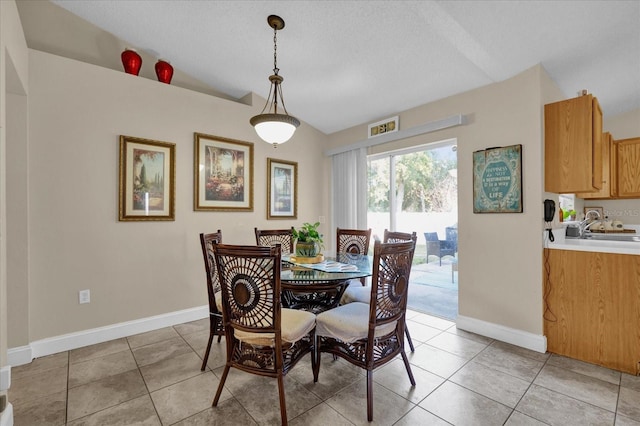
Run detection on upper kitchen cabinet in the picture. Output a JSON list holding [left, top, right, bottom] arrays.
[[616, 137, 640, 197], [576, 132, 613, 199], [545, 94, 603, 193]]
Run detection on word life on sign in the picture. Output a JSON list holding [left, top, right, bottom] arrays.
[[472, 144, 523, 213]]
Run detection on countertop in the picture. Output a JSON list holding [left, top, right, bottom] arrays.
[[545, 225, 640, 255]]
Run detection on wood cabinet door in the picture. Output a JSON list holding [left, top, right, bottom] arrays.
[[544, 94, 602, 193], [591, 97, 603, 189], [576, 132, 611, 199], [617, 137, 640, 197], [544, 249, 640, 374]]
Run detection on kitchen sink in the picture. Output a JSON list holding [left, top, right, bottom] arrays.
[[583, 233, 640, 242]]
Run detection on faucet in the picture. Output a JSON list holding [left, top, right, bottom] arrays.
[[579, 209, 601, 237]]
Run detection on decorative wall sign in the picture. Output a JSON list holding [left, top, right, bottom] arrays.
[[119, 135, 175, 221], [267, 158, 297, 219], [473, 144, 523, 213], [194, 133, 254, 211]]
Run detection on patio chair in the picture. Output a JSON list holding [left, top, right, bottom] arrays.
[[198, 230, 224, 371], [445, 226, 458, 253], [211, 243, 316, 426], [425, 231, 456, 266], [313, 239, 417, 421], [254, 227, 294, 253]]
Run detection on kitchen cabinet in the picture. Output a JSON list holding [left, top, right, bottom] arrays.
[[576, 132, 613, 199], [616, 137, 640, 197], [545, 94, 603, 193], [544, 248, 640, 374]]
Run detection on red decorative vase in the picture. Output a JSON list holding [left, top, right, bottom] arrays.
[[121, 48, 142, 75], [155, 60, 174, 84]]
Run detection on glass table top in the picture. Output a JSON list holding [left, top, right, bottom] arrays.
[[281, 253, 372, 282]]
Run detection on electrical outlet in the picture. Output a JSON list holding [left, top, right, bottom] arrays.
[[79, 289, 90, 304]]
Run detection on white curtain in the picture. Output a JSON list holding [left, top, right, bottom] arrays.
[[331, 147, 368, 231]]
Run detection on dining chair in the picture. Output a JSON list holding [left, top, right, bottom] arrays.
[[211, 243, 316, 426], [313, 239, 417, 421], [198, 230, 224, 371], [254, 227, 294, 253], [336, 227, 372, 286], [340, 230, 417, 352]]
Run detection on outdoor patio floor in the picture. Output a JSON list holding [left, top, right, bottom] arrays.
[[408, 256, 458, 320]]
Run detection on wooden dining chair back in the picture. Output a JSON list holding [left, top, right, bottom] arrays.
[[383, 230, 417, 351], [314, 239, 417, 421], [342, 229, 418, 351], [336, 227, 372, 254], [254, 227, 294, 253], [211, 243, 316, 425], [336, 228, 372, 286], [199, 230, 224, 371], [384, 229, 417, 244]]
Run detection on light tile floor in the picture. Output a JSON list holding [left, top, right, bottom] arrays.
[[9, 310, 640, 425]]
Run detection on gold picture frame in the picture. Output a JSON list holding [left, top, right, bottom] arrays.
[[267, 158, 297, 219], [194, 133, 254, 211], [118, 135, 176, 221]]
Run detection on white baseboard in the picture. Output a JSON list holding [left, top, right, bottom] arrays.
[[456, 315, 547, 353], [0, 404, 13, 426], [6, 347, 31, 369], [8, 305, 208, 367]]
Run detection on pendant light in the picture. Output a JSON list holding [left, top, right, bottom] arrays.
[[250, 15, 300, 148]]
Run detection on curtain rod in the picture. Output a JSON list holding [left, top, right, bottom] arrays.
[[324, 114, 465, 156]]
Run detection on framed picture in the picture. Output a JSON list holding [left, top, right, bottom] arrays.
[[473, 144, 523, 213], [194, 133, 253, 211], [119, 135, 176, 221], [267, 158, 297, 219], [584, 206, 603, 220]]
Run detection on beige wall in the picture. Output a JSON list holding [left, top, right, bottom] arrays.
[[19, 49, 328, 342], [2, 0, 29, 372], [5, 0, 640, 357], [329, 65, 549, 335], [7, 92, 29, 349], [597, 108, 640, 224], [327, 68, 640, 336], [605, 108, 640, 140]]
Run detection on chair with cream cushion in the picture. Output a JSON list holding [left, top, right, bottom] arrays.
[[313, 239, 416, 421], [211, 243, 315, 426], [199, 231, 225, 371], [341, 230, 417, 351]]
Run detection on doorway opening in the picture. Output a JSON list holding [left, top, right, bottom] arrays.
[[367, 139, 458, 319]]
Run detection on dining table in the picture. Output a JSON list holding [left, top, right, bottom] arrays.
[[280, 252, 373, 314]]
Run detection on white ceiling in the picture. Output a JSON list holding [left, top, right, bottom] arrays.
[[26, 1, 640, 134]]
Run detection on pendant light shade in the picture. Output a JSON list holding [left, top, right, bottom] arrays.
[[251, 15, 300, 148], [251, 114, 300, 145]]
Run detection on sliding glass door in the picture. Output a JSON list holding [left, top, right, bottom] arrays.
[[367, 139, 459, 319]]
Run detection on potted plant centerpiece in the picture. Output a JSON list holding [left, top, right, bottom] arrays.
[[292, 222, 324, 262]]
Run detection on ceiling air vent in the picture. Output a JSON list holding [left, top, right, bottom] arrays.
[[368, 116, 399, 139]]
